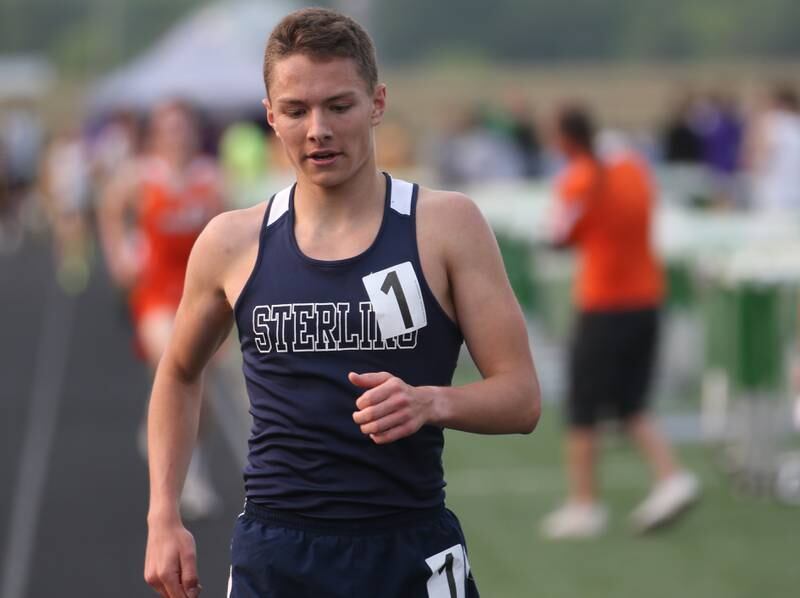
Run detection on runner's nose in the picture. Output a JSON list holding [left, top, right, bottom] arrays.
[[307, 108, 333, 144]]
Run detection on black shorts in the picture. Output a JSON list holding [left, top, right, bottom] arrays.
[[228, 501, 480, 598], [567, 307, 659, 427]]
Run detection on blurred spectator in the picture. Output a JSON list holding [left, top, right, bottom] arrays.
[[695, 92, 745, 207], [38, 127, 93, 292], [98, 99, 225, 520], [220, 121, 266, 183], [541, 103, 699, 539], [220, 119, 267, 207], [662, 94, 703, 164], [745, 84, 800, 212], [0, 99, 44, 249], [90, 110, 142, 190], [491, 90, 543, 178], [0, 138, 21, 253], [0, 139, 8, 210], [435, 104, 525, 185], [659, 93, 713, 206], [0, 99, 44, 194]]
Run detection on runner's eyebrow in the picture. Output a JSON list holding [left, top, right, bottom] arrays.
[[276, 92, 357, 106], [324, 92, 357, 103]]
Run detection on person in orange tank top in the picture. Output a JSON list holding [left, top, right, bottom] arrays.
[[129, 148, 222, 330], [541, 105, 699, 539], [99, 100, 224, 519]]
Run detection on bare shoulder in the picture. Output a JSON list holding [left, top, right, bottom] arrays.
[[199, 203, 266, 257], [417, 187, 483, 220], [188, 202, 268, 296], [416, 187, 494, 256]]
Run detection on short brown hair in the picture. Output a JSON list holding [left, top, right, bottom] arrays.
[[263, 8, 378, 98]]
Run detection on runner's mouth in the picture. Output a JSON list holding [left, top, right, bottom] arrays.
[[306, 151, 341, 161]]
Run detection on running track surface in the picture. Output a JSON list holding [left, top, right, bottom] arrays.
[[0, 236, 246, 598]]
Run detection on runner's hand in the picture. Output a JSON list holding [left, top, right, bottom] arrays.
[[350, 371, 433, 444], [144, 519, 201, 598]]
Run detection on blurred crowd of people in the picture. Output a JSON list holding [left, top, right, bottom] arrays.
[[431, 83, 800, 216], [435, 91, 543, 184], [2, 82, 799, 273], [0, 100, 295, 289], [662, 85, 800, 211]]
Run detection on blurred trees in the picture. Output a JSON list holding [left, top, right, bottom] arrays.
[[0, 0, 203, 75], [1, 0, 799, 74], [375, 0, 800, 63]]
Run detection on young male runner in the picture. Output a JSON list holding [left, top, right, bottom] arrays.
[[144, 8, 540, 597]]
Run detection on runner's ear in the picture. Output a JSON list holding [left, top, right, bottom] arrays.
[[263, 98, 279, 136], [370, 84, 387, 126]]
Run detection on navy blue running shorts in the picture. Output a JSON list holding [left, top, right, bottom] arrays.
[[227, 501, 480, 598]]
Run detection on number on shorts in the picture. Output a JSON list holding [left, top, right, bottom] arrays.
[[425, 545, 467, 598]]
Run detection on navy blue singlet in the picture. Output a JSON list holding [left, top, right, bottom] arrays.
[[233, 173, 463, 519]]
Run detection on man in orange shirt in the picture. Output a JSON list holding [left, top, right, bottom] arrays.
[[541, 105, 699, 538]]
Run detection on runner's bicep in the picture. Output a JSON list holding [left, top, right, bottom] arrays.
[[165, 230, 233, 381], [446, 199, 533, 379]]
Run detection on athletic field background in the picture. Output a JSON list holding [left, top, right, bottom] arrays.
[[446, 362, 799, 598]]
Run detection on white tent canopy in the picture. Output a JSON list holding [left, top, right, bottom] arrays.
[[0, 55, 55, 101], [89, 0, 296, 113]]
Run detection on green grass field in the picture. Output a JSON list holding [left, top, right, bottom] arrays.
[[442, 363, 800, 598]]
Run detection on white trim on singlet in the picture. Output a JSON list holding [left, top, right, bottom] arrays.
[[267, 185, 293, 227], [268, 176, 412, 228], [389, 177, 414, 215]]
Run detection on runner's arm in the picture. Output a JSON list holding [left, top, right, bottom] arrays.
[[146, 217, 233, 521], [144, 217, 233, 597], [352, 193, 540, 442], [422, 193, 540, 433]]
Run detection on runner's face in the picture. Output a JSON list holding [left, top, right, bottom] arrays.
[[265, 54, 385, 187], [151, 106, 197, 161]]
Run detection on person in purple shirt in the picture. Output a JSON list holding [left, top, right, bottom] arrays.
[[697, 92, 745, 206]]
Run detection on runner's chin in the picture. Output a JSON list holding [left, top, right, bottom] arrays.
[[303, 157, 351, 187]]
